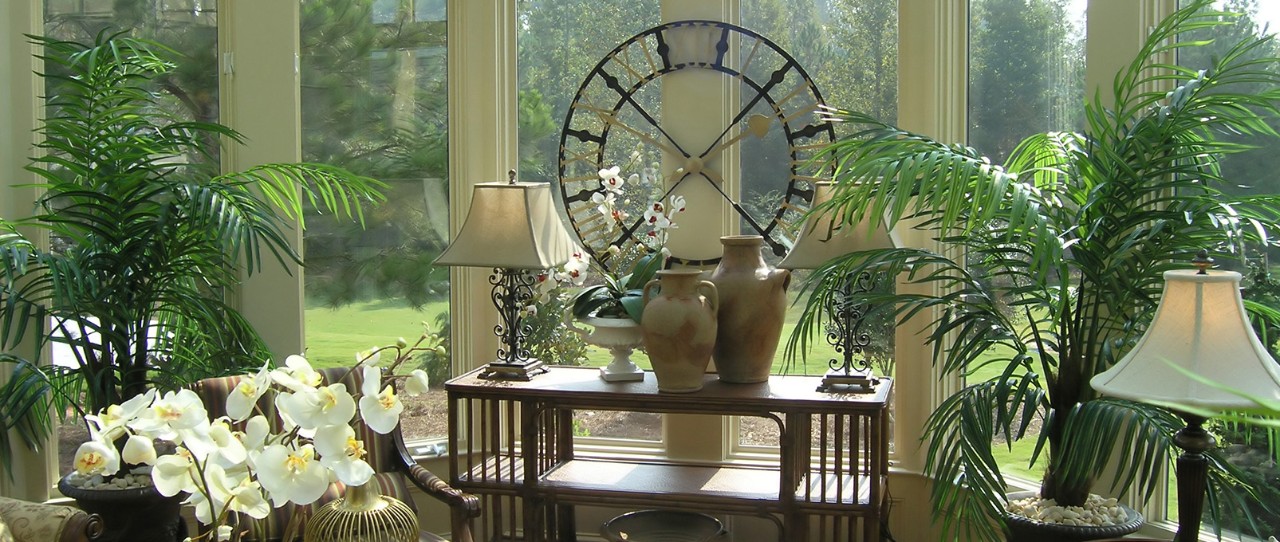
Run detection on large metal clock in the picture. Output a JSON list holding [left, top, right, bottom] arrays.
[[557, 19, 835, 271]]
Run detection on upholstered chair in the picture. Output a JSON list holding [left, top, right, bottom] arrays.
[[189, 367, 478, 542]]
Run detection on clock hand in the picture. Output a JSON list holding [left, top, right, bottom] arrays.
[[698, 114, 772, 162], [696, 62, 795, 159], [591, 108, 689, 161], [699, 167, 788, 257], [616, 95, 692, 158]]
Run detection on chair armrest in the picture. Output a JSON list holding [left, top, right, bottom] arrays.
[[392, 429, 480, 542], [0, 497, 104, 542]]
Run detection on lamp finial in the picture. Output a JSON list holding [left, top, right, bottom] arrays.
[[1192, 249, 1213, 275], [508, 169, 517, 184]]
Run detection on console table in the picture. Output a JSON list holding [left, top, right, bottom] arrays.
[[446, 366, 891, 542]]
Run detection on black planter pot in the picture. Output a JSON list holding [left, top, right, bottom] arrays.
[[58, 474, 186, 542], [1005, 491, 1144, 542]]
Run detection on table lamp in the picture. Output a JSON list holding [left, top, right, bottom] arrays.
[[435, 171, 579, 380], [1091, 252, 1280, 541], [779, 180, 901, 392]]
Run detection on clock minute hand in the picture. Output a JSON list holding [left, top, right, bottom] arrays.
[[593, 110, 689, 160], [698, 114, 772, 162], [699, 167, 787, 257]]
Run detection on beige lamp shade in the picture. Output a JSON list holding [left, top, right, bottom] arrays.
[[1091, 269, 1280, 411], [434, 181, 578, 269], [779, 181, 902, 270]]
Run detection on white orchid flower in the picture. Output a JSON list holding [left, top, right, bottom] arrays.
[[216, 525, 234, 542], [598, 166, 624, 193], [86, 389, 154, 440], [152, 447, 198, 497], [73, 438, 120, 476], [226, 363, 272, 422], [207, 418, 248, 468], [122, 434, 157, 465], [591, 190, 617, 218], [643, 201, 671, 230], [313, 424, 374, 486], [404, 369, 430, 396], [270, 354, 324, 392], [668, 194, 687, 215], [207, 463, 270, 520], [356, 348, 381, 367], [185, 486, 214, 525], [237, 415, 270, 458], [254, 444, 330, 506], [131, 389, 210, 449], [277, 383, 356, 430], [359, 366, 404, 434]]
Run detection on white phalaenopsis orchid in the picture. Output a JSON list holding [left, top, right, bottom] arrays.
[[404, 369, 430, 397], [358, 365, 403, 434], [226, 363, 271, 422], [313, 424, 374, 486], [253, 444, 330, 506], [277, 382, 356, 430], [71, 329, 441, 542], [270, 354, 324, 391]]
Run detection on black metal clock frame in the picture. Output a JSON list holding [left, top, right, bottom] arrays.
[[556, 20, 836, 272]]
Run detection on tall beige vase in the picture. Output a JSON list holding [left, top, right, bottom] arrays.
[[641, 269, 718, 393], [709, 235, 791, 383]]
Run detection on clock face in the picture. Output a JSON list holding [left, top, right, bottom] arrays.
[[557, 20, 835, 272]]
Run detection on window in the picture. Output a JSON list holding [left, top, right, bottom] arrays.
[[1175, 0, 1280, 534], [736, 0, 899, 451], [43, 0, 220, 478], [516, 0, 663, 442], [965, 0, 1086, 482], [300, 0, 450, 444]]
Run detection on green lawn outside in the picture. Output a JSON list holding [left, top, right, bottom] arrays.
[[305, 294, 877, 376], [304, 299, 449, 369]]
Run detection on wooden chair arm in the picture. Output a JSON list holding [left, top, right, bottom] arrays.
[[393, 429, 480, 542]]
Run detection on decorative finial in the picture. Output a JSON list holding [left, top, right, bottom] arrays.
[[1192, 249, 1213, 275], [508, 169, 517, 184]]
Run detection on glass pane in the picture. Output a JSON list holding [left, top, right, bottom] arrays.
[[43, 0, 220, 479], [300, 1, 450, 445], [966, 0, 1086, 480], [516, 0, 662, 442], [1176, 0, 1280, 532], [735, 0, 899, 449]]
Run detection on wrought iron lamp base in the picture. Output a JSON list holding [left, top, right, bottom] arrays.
[[478, 359, 548, 381], [817, 367, 879, 392]]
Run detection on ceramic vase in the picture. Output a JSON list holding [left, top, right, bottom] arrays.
[[709, 235, 791, 383], [640, 269, 718, 393]]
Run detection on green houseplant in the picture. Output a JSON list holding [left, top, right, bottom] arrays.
[[0, 33, 385, 477], [789, 1, 1280, 538]]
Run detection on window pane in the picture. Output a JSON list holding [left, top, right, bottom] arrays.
[[300, 0, 450, 445], [516, 0, 663, 442], [43, 0, 220, 476], [1176, 0, 1280, 533], [966, 0, 1086, 480], [736, 0, 899, 449]]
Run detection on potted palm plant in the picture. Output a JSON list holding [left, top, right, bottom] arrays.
[[0, 30, 384, 524], [788, 1, 1280, 539]]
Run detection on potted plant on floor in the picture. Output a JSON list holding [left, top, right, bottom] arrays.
[[0, 32, 384, 541], [788, 1, 1280, 539]]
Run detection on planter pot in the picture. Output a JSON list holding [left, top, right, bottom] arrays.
[[641, 269, 718, 393], [1004, 491, 1143, 542], [567, 313, 646, 382], [709, 235, 790, 383], [58, 474, 185, 542]]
